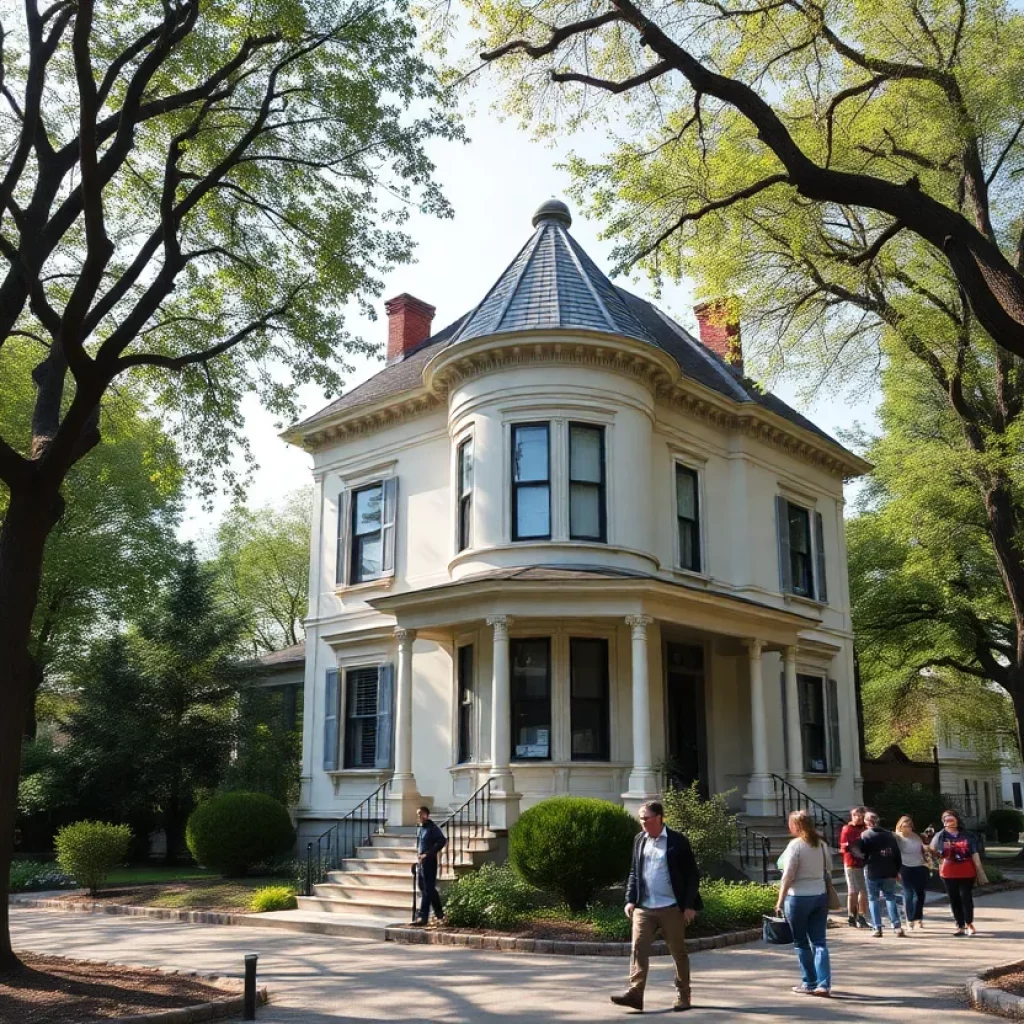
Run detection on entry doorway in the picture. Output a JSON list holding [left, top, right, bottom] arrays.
[[664, 642, 709, 797]]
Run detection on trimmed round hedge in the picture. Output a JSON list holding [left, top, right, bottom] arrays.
[[509, 796, 636, 911], [988, 807, 1024, 843], [186, 792, 294, 876], [54, 820, 132, 896]]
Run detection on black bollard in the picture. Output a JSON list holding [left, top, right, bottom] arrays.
[[243, 953, 258, 1020]]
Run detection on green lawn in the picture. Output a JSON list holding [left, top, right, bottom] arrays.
[[104, 865, 215, 885]]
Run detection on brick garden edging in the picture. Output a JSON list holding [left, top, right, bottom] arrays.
[[11, 895, 254, 927], [383, 924, 763, 956], [966, 960, 1024, 1020]]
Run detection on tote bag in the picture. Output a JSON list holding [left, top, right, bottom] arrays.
[[762, 914, 793, 944]]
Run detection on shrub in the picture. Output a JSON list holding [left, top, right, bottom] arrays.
[[509, 797, 636, 912], [9, 859, 76, 893], [186, 792, 294, 876], [443, 863, 536, 929], [249, 885, 298, 913], [587, 904, 632, 942], [690, 879, 777, 937], [872, 783, 946, 833], [987, 807, 1024, 843], [661, 783, 737, 875], [54, 821, 132, 895], [983, 862, 1006, 884]]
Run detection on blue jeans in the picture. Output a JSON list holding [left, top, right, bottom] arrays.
[[866, 876, 902, 930], [784, 893, 831, 992], [900, 865, 929, 922]]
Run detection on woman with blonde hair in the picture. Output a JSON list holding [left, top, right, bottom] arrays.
[[774, 809, 833, 997], [894, 816, 930, 928]]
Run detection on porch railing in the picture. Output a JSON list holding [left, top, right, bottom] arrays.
[[736, 822, 772, 884], [304, 778, 390, 897], [438, 777, 493, 878], [769, 773, 846, 850]]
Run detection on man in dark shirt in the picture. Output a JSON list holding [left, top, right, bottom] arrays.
[[411, 805, 447, 926], [860, 811, 904, 937]]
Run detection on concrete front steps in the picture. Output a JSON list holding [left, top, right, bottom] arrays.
[[296, 826, 500, 922]]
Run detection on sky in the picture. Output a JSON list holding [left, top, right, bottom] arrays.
[[179, 70, 879, 540]]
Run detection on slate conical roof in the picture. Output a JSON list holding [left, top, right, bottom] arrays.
[[451, 200, 656, 345]]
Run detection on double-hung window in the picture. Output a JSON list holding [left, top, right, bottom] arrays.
[[675, 465, 701, 572], [340, 478, 397, 586], [569, 424, 606, 541], [457, 438, 473, 552], [511, 424, 551, 541], [570, 638, 610, 761], [510, 638, 551, 760], [342, 665, 394, 769], [457, 644, 475, 763], [796, 673, 841, 774], [775, 496, 827, 602]]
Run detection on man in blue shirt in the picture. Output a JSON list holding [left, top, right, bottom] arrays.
[[411, 805, 447, 926]]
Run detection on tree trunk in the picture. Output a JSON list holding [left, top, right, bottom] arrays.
[[0, 485, 63, 970], [164, 781, 180, 866]]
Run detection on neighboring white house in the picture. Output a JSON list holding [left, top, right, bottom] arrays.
[[283, 200, 872, 846]]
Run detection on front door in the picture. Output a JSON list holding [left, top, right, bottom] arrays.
[[665, 643, 708, 797]]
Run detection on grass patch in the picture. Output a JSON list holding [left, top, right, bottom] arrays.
[[104, 865, 215, 885], [55, 876, 296, 911]]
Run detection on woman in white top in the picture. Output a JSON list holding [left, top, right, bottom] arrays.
[[774, 809, 833, 997], [894, 816, 930, 928]]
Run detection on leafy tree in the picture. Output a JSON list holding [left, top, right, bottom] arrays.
[[56, 548, 244, 863], [470, 0, 1024, 762], [214, 488, 311, 655], [2, 337, 183, 738], [0, 0, 457, 965]]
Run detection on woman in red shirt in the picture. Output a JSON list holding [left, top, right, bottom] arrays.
[[929, 809, 989, 936]]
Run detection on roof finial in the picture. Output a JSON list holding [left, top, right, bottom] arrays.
[[532, 198, 572, 228]]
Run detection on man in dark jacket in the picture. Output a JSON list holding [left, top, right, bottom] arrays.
[[411, 806, 447, 926], [860, 810, 905, 937], [610, 801, 701, 1013]]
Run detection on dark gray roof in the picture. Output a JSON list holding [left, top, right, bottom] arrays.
[[451, 205, 655, 345], [291, 203, 848, 456]]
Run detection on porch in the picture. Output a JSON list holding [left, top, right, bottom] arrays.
[[366, 567, 854, 828]]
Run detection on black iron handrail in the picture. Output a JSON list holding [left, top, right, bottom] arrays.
[[304, 778, 390, 897], [735, 822, 772, 884], [769, 773, 846, 850], [438, 777, 493, 878]]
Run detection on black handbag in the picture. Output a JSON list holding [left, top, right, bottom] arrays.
[[762, 914, 793, 944]]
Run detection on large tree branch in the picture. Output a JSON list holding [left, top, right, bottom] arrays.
[[481, 10, 623, 60], [551, 60, 671, 94]]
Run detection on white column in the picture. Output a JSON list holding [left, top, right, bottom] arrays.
[[486, 615, 520, 831], [784, 646, 805, 784], [387, 627, 421, 825], [743, 638, 776, 815], [623, 615, 659, 816]]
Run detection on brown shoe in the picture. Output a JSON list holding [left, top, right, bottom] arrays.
[[673, 999, 693, 1011], [610, 991, 644, 1011]]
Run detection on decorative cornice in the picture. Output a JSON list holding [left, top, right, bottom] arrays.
[[290, 332, 869, 479]]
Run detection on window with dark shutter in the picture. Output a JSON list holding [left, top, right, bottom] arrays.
[[798, 674, 828, 773], [510, 638, 551, 760], [350, 483, 383, 583], [511, 424, 550, 540], [457, 438, 473, 552], [569, 424, 605, 541], [570, 638, 610, 761], [344, 666, 381, 768], [676, 465, 701, 572], [457, 645, 475, 763], [788, 504, 813, 597], [323, 668, 339, 771], [826, 677, 841, 773], [814, 511, 828, 603]]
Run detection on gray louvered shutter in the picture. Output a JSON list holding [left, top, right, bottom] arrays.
[[381, 478, 398, 577], [814, 511, 828, 604], [336, 489, 352, 587], [780, 671, 789, 772], [775, 496, 793, 593], [323, 668, 339, 771], [375, 663, 395, 769], [827, 677, 841, 773]]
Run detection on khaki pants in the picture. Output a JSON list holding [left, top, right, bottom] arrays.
[[628, 905, 690, 1002]]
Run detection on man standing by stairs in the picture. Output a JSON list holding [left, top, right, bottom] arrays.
[[412, 806, 447, 927]]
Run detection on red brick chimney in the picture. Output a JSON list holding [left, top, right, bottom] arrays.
[[693, 298, 742, 371], [384, 293, 436, 363]]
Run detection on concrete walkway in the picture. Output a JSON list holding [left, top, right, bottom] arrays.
[[11, 890, 1024, 1022]]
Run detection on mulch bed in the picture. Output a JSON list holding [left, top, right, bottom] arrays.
[[986, 962, 1024, 998], [51, 879, 270, 912], [0, 952, 228, 1023]]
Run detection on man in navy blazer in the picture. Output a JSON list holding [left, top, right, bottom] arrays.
[[611, 801, 701, 1013]]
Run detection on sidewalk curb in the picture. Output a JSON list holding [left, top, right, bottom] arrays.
[[966, 960, 1024, 1020]]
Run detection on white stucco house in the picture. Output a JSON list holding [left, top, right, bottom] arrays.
[[283, 199, 872, 862]]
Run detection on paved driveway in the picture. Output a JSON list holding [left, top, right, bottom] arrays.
[[11, 889, 1024, 1022]]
